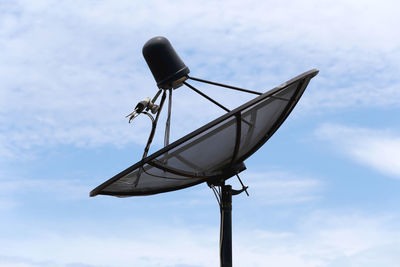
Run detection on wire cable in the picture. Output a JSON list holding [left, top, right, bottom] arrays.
[[133, 90, 167, 187]]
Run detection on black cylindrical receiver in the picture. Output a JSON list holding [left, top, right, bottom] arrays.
[[142, 36, 190, 89]]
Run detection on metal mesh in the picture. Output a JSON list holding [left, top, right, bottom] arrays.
[[90, 69, 318, 197]]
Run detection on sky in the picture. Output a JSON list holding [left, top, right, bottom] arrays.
[[1, 0, 400, 266]]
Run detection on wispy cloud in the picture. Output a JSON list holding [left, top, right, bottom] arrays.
[[151, 170, 323, 208], [1, 0, 399, 158], [1, 3, 399, 267], [1, 211, 399, 267], [243, 171, 322, 205], [316, 123, 400, 177], [0, 176, 91, 211]]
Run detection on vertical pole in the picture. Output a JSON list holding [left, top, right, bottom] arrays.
[[220, 185, 232, 267]]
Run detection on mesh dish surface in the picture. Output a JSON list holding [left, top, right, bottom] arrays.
[[90, 69, 318, 197]]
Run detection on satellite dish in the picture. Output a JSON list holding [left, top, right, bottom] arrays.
[[90, 36, 319, 267]]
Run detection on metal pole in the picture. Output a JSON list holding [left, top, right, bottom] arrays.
[[220, 185, 232, 267]]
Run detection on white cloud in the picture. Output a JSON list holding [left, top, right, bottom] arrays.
[[0, 227, 219, 267], [234, 212, 400, 267], [1, 211, 399, 267], [243, 171, 322, 205], [0, 169, 321, 212], [316, 123, 400, 177], [151, 170, 323, 208], [0, 177, 91, 211], [1, 0, 399, 158]]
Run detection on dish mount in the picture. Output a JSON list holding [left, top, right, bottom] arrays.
[[91, 36, 319, 267]]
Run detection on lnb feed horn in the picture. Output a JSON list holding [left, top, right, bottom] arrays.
[[142, 36, 190, 90]]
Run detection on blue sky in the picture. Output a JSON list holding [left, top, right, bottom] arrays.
[[1, 0, 400, 266]]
